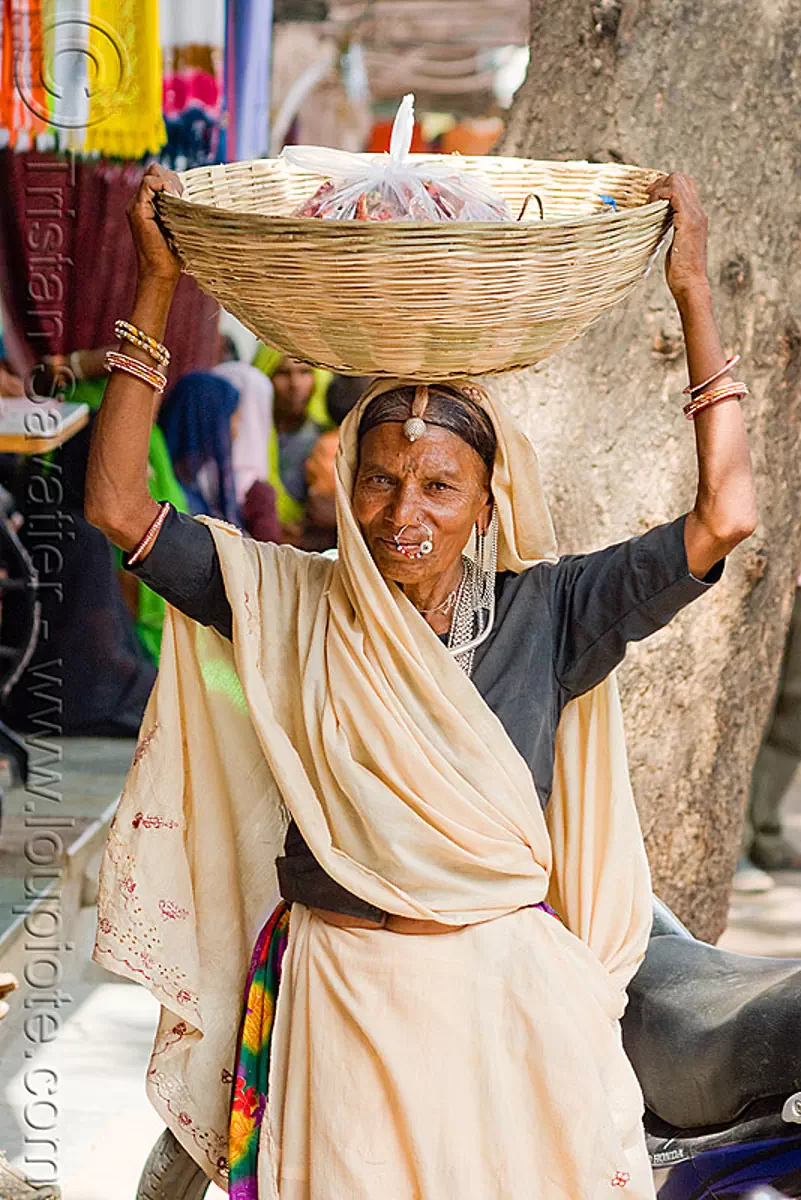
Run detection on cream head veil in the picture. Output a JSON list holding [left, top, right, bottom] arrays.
[[336, 376, 559, 574]]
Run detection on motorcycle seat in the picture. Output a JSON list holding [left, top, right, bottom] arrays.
[[621, 902, 801, 1130]]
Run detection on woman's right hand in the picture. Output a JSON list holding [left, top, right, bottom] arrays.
[[128, 164, 184, 285]]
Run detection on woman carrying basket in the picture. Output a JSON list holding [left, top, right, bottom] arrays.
[[86, 165, 755, 1199]]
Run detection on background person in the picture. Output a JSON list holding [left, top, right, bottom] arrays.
[[1, 370, 157, 736], [214, 359, 282, 544], [159, 371, 242, 525], [736, 585, 801, 891], [253, 345, 331, 538], [302, 373, 371, 551]]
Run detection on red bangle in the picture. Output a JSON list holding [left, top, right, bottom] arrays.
[[683, 381, 749, 420], [683, 355, 741, 398], [105, 349, 168, 394], [127, 502, 171, 566]]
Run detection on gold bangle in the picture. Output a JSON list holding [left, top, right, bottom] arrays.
[[683, 381, 749, 420], [113, 319, 170, 368], [105, 350, 168, 394], [114, 319, 170, 367]]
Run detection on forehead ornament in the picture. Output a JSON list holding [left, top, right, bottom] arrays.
[[403, 385, 430, 442]]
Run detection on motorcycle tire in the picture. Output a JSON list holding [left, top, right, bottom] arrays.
[[136, 1129, 211, 1200]]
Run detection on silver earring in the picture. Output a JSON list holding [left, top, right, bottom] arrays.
[[472, 509, 498, 614], [447, 508, 498, 677]]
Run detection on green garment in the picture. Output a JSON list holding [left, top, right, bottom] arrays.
[[77, 377, 188, 663]]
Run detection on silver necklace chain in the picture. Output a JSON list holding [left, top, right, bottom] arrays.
[[414, 586, 459, 617]]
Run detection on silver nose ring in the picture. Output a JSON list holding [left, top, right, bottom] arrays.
[[393, 524, 434, 559]]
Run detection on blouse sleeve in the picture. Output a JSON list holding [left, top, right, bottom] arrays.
[[123, 506, 233, 640], [549, 514, 723, 699]]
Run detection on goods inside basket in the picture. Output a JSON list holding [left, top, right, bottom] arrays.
[[284, 94, 512, 223]]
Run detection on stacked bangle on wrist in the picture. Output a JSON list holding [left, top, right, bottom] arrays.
[[113, 319, 170, 369], [104, 349, 168, 394], [127, 502, 171, 566], [683, 380, 749, 420], [683, 355, 741, 398]]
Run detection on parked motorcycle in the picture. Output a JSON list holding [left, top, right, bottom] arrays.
[[623, 898, 801, 1198], [137, 898, 801, 1199]]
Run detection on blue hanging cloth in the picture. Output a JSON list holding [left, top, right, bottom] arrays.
[[224, 0, 274, 161]]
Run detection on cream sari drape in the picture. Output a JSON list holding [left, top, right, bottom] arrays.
[[94, 381, 653, 1196]]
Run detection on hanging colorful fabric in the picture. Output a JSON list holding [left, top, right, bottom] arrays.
[[83, 0, 165, 159], [228, 901, 290, 1199], [0, 0, 51, 147], [160, 0, 225, 167], [50, 0, 91, 151], [223, 0, 273, 162]]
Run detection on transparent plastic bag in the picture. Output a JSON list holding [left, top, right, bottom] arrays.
[[284, 94, 512, 223]]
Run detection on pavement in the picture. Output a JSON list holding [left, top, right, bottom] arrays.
[[0, 733, 226, 1198], [0, 908, 169, 1199], [0, 738, 138, 958], [719, 770, 801, 957], [0, 740, 800, 1198], [0, 738, 181, 1199], [0, 904, 227, 1199]]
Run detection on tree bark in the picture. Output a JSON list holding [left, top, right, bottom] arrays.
[[497, 0, 801, 941]]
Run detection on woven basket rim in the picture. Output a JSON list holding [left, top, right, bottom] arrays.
[[177, 152, 667, 177], [157, 192, 671, 235], [161, 154, 671, 233]]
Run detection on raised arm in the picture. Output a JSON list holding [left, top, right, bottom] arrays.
[[85, 164, 184, 552], [647, 174, 757, 579]]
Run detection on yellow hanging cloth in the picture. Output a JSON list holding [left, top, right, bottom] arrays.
[[84, 0, 165, 159]]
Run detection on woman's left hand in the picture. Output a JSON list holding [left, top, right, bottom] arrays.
[[647, 173, 710, 306]]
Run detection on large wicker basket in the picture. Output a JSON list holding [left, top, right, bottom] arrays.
[[156, 156, 672, 379]]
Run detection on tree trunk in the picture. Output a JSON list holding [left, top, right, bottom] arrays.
[[497, 0, 801, 941]]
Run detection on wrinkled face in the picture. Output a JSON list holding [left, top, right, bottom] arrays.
[[353, 423, 493, 584], [272, 357, 315, 423]]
